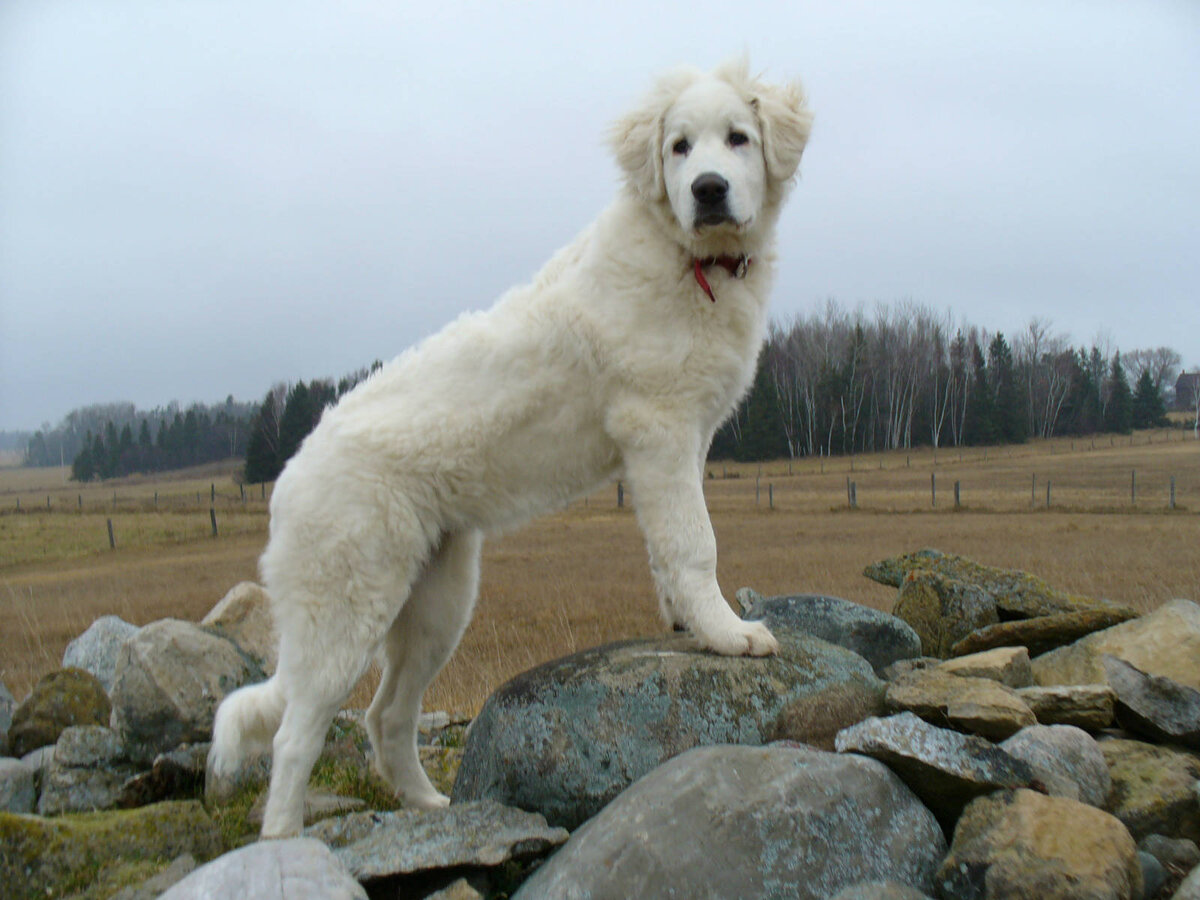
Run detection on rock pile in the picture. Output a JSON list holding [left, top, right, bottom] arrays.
[[2, 557, 1198, 900]]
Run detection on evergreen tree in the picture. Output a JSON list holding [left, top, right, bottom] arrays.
[[964, 342, 997, 445], [1132, 368, 1167, 428], [988, 333, 1027, 444], [72, 432, 96, 482], [1104, 353, 1134, 434], [737, 357, 789, 461]]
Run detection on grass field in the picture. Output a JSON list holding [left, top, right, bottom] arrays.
[[2, 428, 1197, 715]]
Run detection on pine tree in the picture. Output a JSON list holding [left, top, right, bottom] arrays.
[[1104, 353, 1134, 434], [988, 333, 1027, 444], [1132, 368, 1167, 428], [964, 342, 997, 445]]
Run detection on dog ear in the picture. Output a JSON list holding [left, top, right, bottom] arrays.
[[752, 80, 813, 183], [609, 98, 666, 201]]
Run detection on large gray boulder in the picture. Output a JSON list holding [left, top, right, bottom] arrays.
[[6, 668, 111, 758], [1101, 739, 1200, 843], [110, 619, 264, 764], [740, 592, 922, 674], [0, 757, 35, 813], [514, 743, 946, 900], [890, 570, 997, 658], [159, 838, 365, 900], [62, 615, 139, 693], [999, 724, 1111, 807], [452, 631, 881, 828], [38, 724, 139, 815], [201, 582, 277, 673], [0, 681, 15, 748], [1102, 655, 1200, 750]]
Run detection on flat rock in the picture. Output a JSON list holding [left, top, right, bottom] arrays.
[[201, 581, 277, 673], [835, 712, 1033, 829], [0, 758, 35, 813], [159, 838, 365, 900], [1103, 655, 1200, 749], [936, 789, 1141, 900], [6, 668, 111, 758], [118, 742, 209, 808], [62, 615, 139, 693], [1032, 599, 1200, 690], [38, 725, 139, 815], [951, 607, 1138, 658], [452, 631, 881, 829], [249, 789, 366, 829], [891, 570, 997, 658], [938, 646, 1032, 687], [1101, 739, 1200, 843], [741, 592, 922, 674], [1139, 834, 1200, 873], [306, 801, 566, 883], [109, 853, 197, 900], [829, 882, 934, 900], [513, 743, 946, 900], [1016, 684, 1115, 730], [885, 669, 1036, 740], [111, 618, 264, 764], [1000, 724, 1111, 807]]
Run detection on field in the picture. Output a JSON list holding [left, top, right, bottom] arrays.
[[2, 428, 1198, 715]]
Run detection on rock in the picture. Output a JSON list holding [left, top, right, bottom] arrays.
[[1102, 655, 1200, 750], [1000, 724, 1111, 807], [201, 581, 277, 673], [880, 657, 940, 681], [767, 678, 885, 750], [307, 801, 566, 886], [1102, 739, 1200, 842], [249, 789, 366, 829], [950, 607, 1138, 658], [427, 879, 485, 900], [0, 758, 35, 813], [1032, 599, 1200, 690], [514, 743, 946, 900], [38, 725, 139, 815], [834, 712, 1033, 829], [110, 618, 264, 764], [1141, 851, 1168, 899], [0, 681, 15, 746], [936, 789, 1141, 900], [452, 631, 881, 828], [109, 853, 197, 900], [891, 570, 997, 658], [938, 646, 1032, 687], [865, 548, 1133, 619], [1175, 865, 1200, 900], [829, 882, 934, 900], [1016, 684, 1116, 730], [1140, 834, 1200, 874], [117, 743, 208, 808], [159, 838, 365, 900], [6, 668, 111, 758], [62, 615, 139, 693], [741, 592, 922, 674], [0, 800, 222, 900], [885, 669, 1036, 740]]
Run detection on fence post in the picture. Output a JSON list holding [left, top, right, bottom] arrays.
[[211, 483, 215, 503], [850, 481, 858, 509], [617, 481, 624, 508], [846, 475, 851, 506], [768, 484, 774, 509], [954, 480, 961, 508], [755, 475, 760, 506], [931, 473, 936, 508], [1131, 470, 1136, 506], [1170, 476, 1176, 510], [107, 518, 116, 549], [1046, 480, 1052, 508], [210, 508, 218, 538], [1031, 474, 1036, 507]]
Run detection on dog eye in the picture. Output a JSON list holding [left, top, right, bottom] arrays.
[[672, 138, 691, 156], [728, 131, 749, 147]]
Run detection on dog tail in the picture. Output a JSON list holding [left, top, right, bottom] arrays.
[[206, 676, 286, 799]]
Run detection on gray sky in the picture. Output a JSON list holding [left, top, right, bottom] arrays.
[[2, 0, 1198, 432]]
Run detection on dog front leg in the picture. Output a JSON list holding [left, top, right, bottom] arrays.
[[622, 441, 778, 657]]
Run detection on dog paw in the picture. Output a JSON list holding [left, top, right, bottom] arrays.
[[697, 619, 779, 657], [403, 789, 451, 810]]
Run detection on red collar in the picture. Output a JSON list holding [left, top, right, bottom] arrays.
[[692, 254, 751, 302]]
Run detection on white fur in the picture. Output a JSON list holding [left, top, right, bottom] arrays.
[[208, 60, 812, 838]]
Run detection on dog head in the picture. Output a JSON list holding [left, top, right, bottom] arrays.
[[611, 60, 813, 255]]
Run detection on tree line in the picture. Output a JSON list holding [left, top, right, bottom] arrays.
[[710, 301, 1180, 462]]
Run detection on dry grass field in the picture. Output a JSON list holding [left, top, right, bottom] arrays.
[[2, 428, 1197, 716]]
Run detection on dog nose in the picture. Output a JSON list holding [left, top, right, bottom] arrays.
[[691, 172, 729, 205]]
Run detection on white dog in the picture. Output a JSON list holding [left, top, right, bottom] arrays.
[[209, 60, 812, 838]]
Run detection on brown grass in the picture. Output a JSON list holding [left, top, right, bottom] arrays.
[[2, 429, 1197, 715]]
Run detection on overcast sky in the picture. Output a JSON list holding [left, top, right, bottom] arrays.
[[2, 1, 1197, 432]]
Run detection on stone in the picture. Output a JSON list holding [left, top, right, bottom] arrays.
[[879, 657, 940, 681], [864, 548, 1134, 619], [513, 743, 946, 900], [1140, 834, 1200, 874], [885, 669, 1036, 740], [307, 801, 567, 884], [1032, 599, 1200, 690], [110, 618, 264, 764], [1141, 851, 1168, 899], [249, 789, 366, 829], [62, 615, 139, 693], [1016, 684, 1115, 730], [767, 678, 885, 750], [741, 592, 922, 674], [1175, 865, 1200, 900], [0, 681, 15, 745], [1000, 724, 1111, 807], [117, 742, 209, 808], [109, 853, 197, 900], [159, 838, 365, 900], [938, 646, 1032, 687], [1102, 655, 1200, 750], [38, 724, 139, 815], [829, 882, 934, 900], [936, 789, 1141, 900], [6, 668, 111, 758], [0, 800, 223, 900], [950, 607, 1138, 658], [835, 712, 1033, 830], [891, 570, 997, 658], [452, 631, 881, 829], [201, 581, 277, 673], [427, 879, 485, 900], [0, 758, 35, 813], [1102, 739, 1200, 843]]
